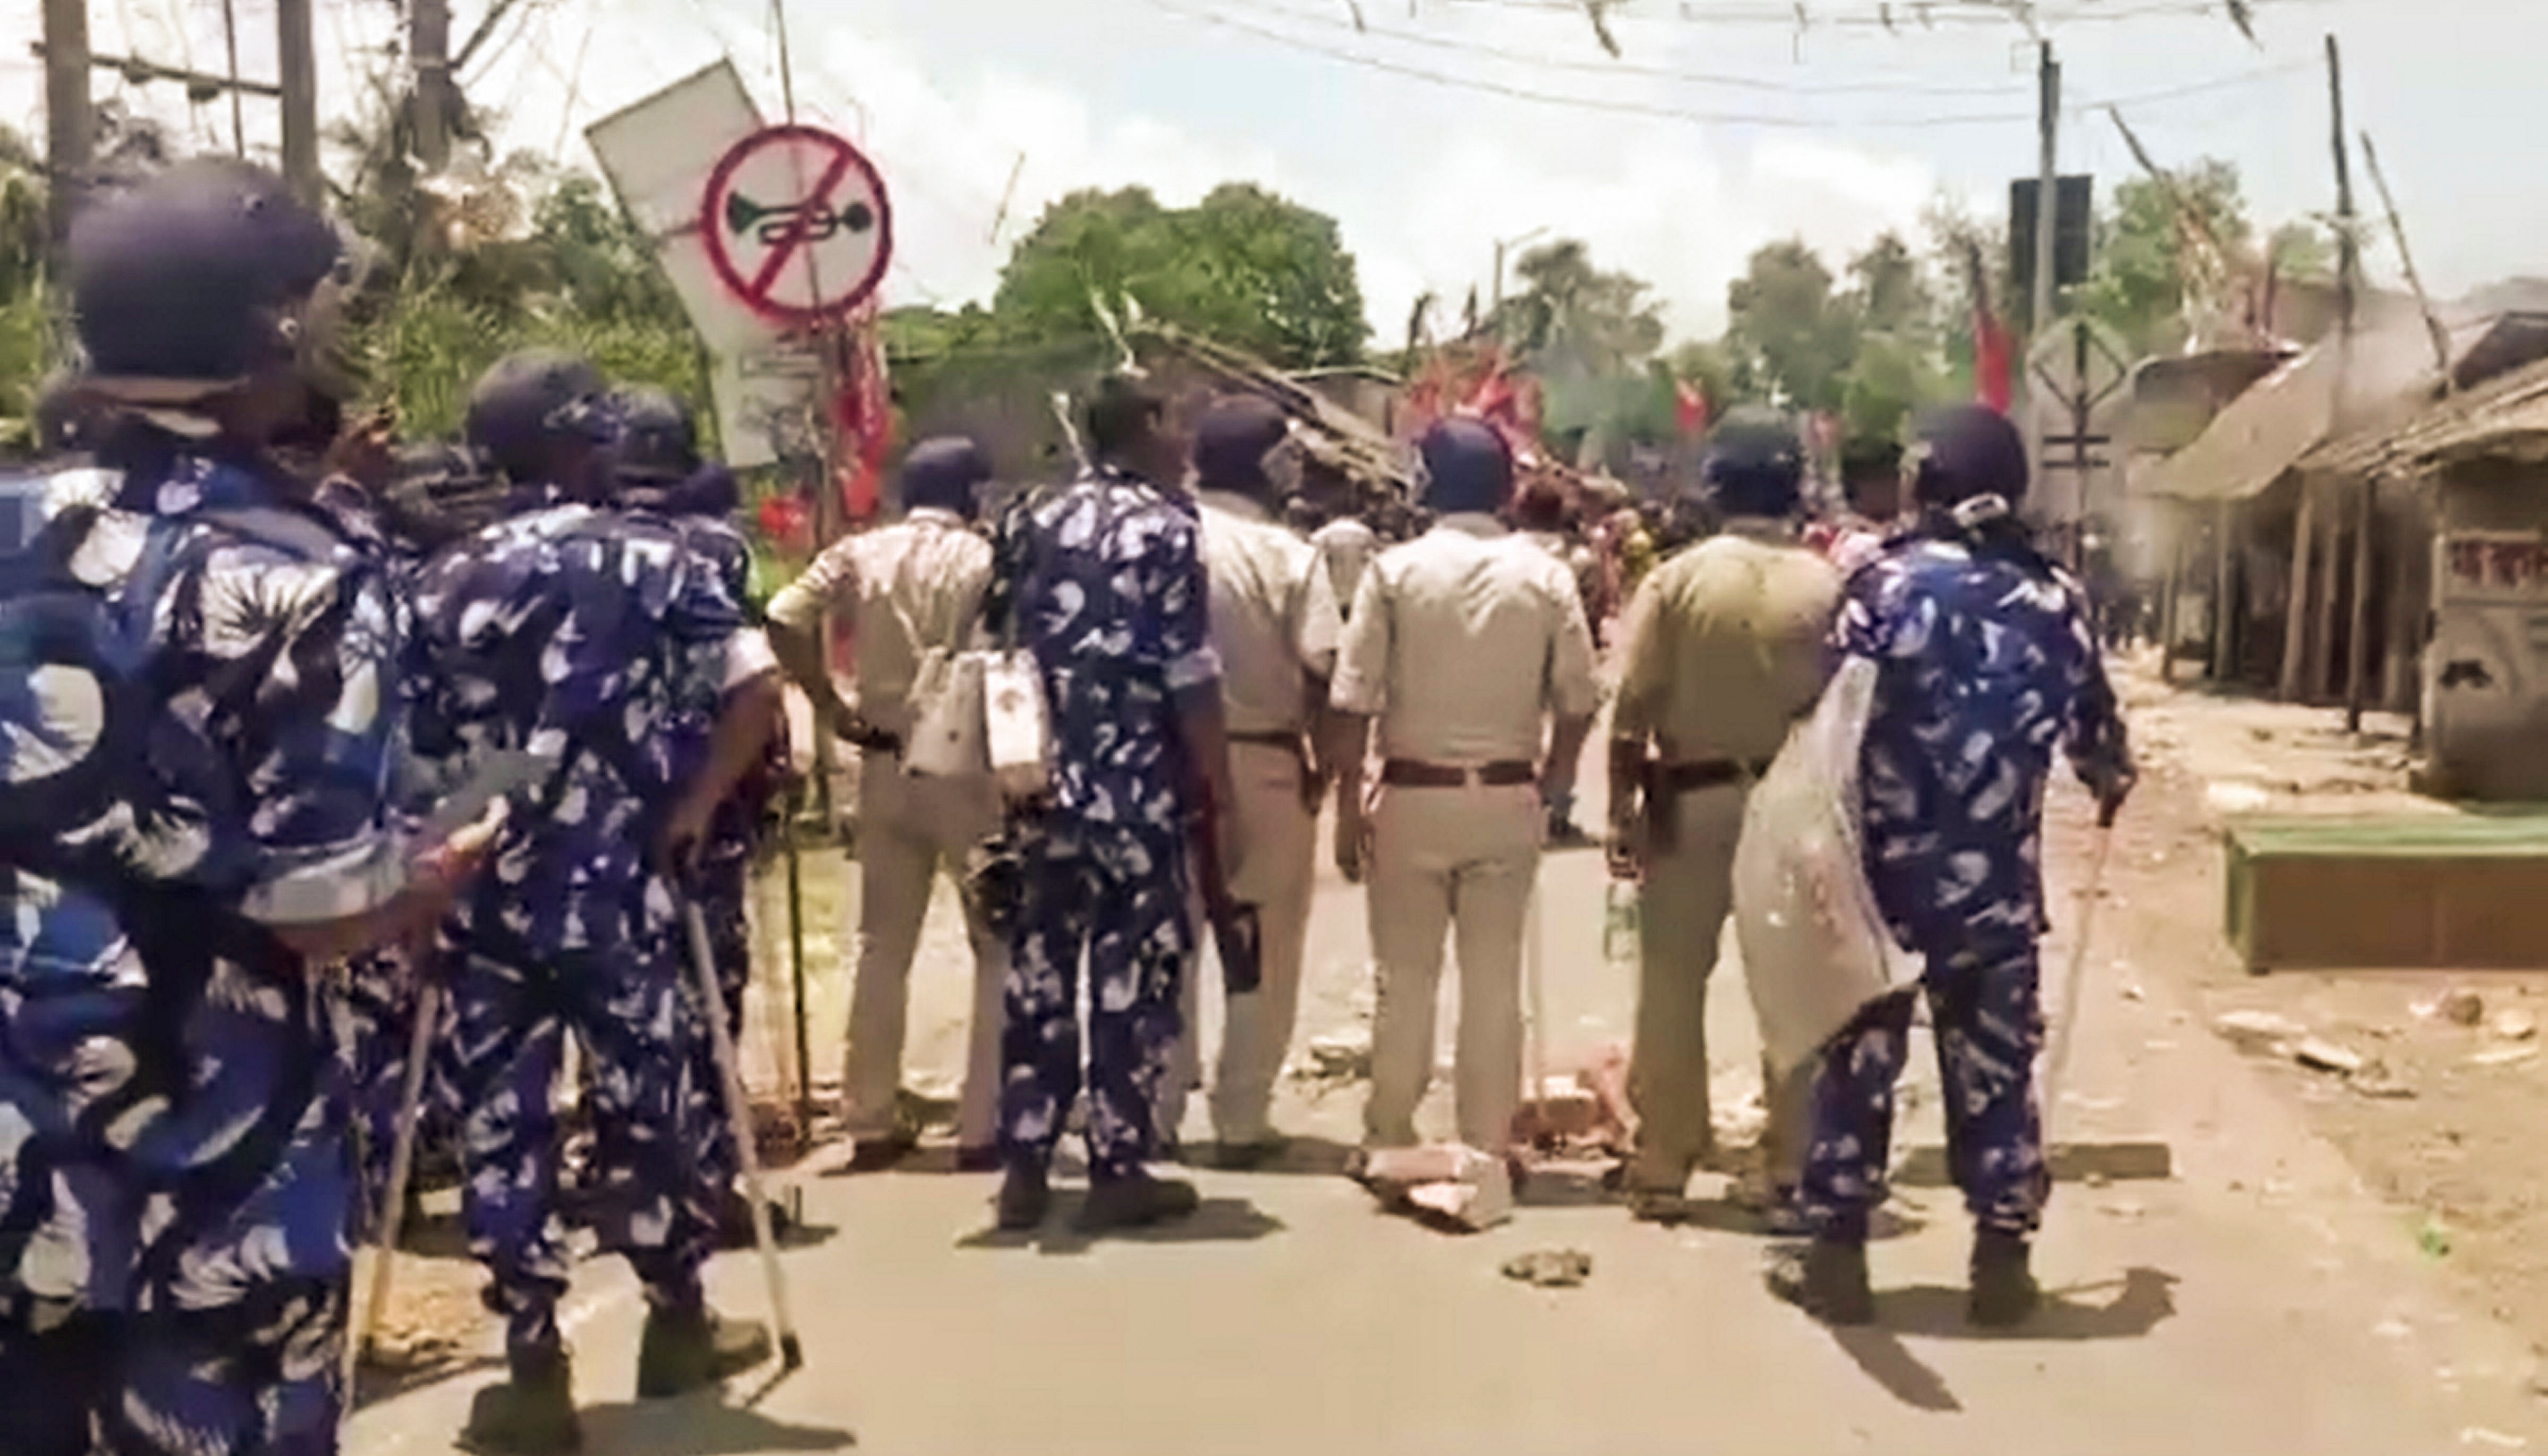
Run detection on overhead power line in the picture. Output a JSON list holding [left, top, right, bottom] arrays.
[[1151, 0, 2311, 127], [1228, 0, 2033, 91], [1418, 0, 2323, 25]]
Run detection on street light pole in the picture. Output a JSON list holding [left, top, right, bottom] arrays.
[[1491, 225, 1552, 319]]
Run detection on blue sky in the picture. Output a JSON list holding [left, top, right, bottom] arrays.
[[3, 0, 2540, 343]]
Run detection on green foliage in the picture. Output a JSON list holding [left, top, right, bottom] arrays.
[[2076, 159, 2252, 357], [993, 184, 1368, 368], [1500, 238, 1666, 384], [1725, 240, 1857, 416]]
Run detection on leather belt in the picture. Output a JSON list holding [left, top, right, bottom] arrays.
[[1381, 759, 1537, 789], [1656, 758, 1771, 794]]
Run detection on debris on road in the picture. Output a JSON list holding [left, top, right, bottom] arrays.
[[1501, 1249, 1593, 1289], [2216, 1009, 2309, 1053], [2295, 1039, 2370, 1076], [2472, 1046, 2542, 1069], [2445, 989, 2489, 1027], [2496, 1009, 2539, 1042], [2460, 1428, 2527, 1450], [1299, 1031, 1374, 1082], [1359, 1144, 1513, 1232], [2351, 1071, 2418, 1100]]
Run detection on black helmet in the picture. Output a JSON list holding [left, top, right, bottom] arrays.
[[1702, 405, 1804, 519], [610, 385, 701, 485], [68, 157, 345, 396], [1911, 403, 2029, 511], [464, 350, 615, 482]]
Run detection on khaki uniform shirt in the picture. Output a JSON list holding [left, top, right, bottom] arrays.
[[1197, 490, 1345, 737], [1333, 513, 1601, 764], [1312, 517, 1378, 613], [764, 507, 994, 739], [1612, 517, 1841, 765]]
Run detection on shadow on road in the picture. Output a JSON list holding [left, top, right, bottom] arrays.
[[953, 1196, 1287, 1255], [1873, 1265, 2181, 1342], [351, 1352, 507, 1411], [576, 1397, 857, 1453], [1817, 1266, 2179, 1414], [1831, 1328, 1964, 1413]]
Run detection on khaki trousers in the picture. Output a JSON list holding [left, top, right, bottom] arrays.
[[1163, 742, 1320, 1145], [842, 753, 1008, 1148], [1628, 781, 1746, 1193], [1363, 782, 1541, 1152]]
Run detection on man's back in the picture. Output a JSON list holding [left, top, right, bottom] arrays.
[[1013, 467, 1219, 827], [1615, 527, 1841, 766], [775, 510, 992, 739], [1336, 518, 1598, 764], [1198, 493, 1340, 735], [414, 503, 744, 946], [1313, 516, 1376, 611]]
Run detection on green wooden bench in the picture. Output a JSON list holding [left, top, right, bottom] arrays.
[[2226, 813, 2548, 973]]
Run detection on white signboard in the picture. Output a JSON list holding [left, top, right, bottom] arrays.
[[585, 63, 772, 359]]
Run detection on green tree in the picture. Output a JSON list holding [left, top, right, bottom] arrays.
[[993, 184, 1369, 368], [1725, 239, 1858, 412], [2077, 158, 2252, 357], [1499, 238, 1665, 381]]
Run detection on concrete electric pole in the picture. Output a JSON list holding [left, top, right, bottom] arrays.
[[277, 0, 320, 203], [412, 0, 453, 172], [41, 0, 92, 247]]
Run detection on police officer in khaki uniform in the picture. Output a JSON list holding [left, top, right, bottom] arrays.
[[1160, 397, 1347, 1167], [766, 438, 1010, 1170], [1332, 418, 1602, 1155], [1608, 408, 1841, 1220]]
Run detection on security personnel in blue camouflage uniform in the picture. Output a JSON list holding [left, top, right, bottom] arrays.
[[1772, 404, 2135, 1330], [606, 384, 793, 1244], [411, 355, 784, 1452], [985, 375, 1238, 1234], [0, 159, 493, 1456]]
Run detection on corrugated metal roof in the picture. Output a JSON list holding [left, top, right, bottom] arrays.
[[2138, 316, 2505, 502], [2301, 354, 2548, 477]]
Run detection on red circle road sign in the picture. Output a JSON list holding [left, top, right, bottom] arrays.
[[699, 124, 894, 327]]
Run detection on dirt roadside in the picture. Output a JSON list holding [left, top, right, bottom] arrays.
[[2081, 653, 2548, 1372]]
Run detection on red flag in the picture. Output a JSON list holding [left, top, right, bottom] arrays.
[[1974, 307, 2014, 414], [1674, 378, 1710, 439]]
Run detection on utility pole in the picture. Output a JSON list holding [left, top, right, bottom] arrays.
[[1490, 226, 1551, 322], [2031, 41, 2060, 344], [41, 0, 92, 248], [277, 0, 319, 204], [2329, 34, 2374, 733], [412, 0, 453, 172], [2360, 132, 2451, 384], [2029, 41, 2060, 551]]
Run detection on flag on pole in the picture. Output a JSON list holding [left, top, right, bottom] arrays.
[[1674, 378, 1710, 439], [1974, 307, 2015, 414]]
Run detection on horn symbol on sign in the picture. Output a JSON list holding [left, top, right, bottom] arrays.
[[725, 193, 878, 246]]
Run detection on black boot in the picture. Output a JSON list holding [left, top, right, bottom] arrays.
[[1766, 1238, 1874, 1327], [460, 1347, 582, 1455], [996, 1163, 1051, 1231], [634, 1305, 773, 1399], [1968, 1229, 2041, 1328], [1078, 1170, 1201, 1230]]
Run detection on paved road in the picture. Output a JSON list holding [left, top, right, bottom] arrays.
[[352, 770, 2548, 1455]]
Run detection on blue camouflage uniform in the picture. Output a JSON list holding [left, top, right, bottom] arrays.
[[619, 461, 785, 1203], [1797, 531, 2133, 1242], [0, 451, 410, 1456], [409, 499, 745, 1361], [991, 464, 1221, 1180]]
